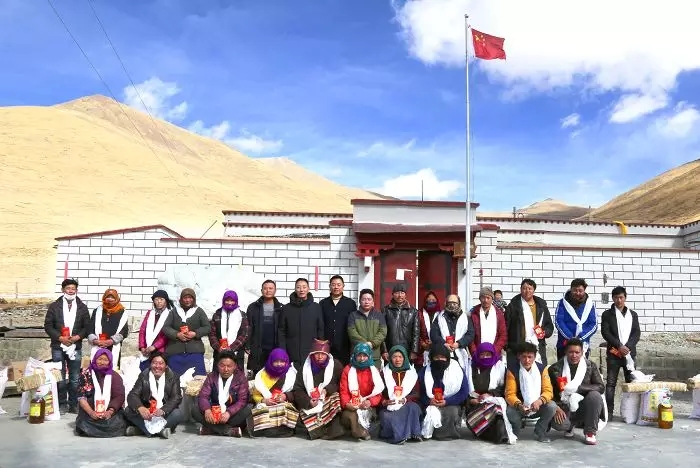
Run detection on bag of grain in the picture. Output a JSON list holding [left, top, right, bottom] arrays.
[[637, 388, 666, 426], [689, 389, 700, 419], [620, 392, 641, 424]]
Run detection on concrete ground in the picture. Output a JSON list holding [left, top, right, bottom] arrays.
[[1, 394, 699, 468]]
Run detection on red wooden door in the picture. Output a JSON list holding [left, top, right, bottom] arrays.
[[417, 251, 455, 310], [376, 251, 417, 308]]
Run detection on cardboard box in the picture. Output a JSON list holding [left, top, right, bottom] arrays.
[[8, 361, 26, 382]]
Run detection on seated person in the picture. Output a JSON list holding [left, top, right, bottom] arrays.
[[547, 337, 607, 445], [504, 342, 557, 443], [74, 348, 127, 438], [193, 350, 252, 437], [339, 343, 385, 440], [292, 339, 344, 440], [379, 345, 422, 444], [124, 352, 183, 438], [419, 343, 470, 440], [466, 342, 514, 444], [250, 348, 299, 437]]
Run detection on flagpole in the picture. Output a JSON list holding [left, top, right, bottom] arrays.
[[464, 13, 473, 311]]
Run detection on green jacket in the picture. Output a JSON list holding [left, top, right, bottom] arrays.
[[347, 309, 387, 362]]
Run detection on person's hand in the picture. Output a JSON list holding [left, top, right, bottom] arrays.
[[176, 332, 188, 342], [480, 393, 492, 401], [103, 408, 114, 420], [365, 342, 373, 348], [381, 352, 389, 362], [103, 339, 114, 348], [276, 393, 287, 403], [137, 406, 152, 420], [620, 345, 630, 356], [382, 399, 392, 407], [530, 399, 543, 412], [140, 348, 149, 357], [186, 331, 196, 339], [219, 411, 230, 424], [204, 409, 216, 424], [264, 398, 276, 406], [469, 398, 479, 406], [345, 403, 358, 411], [360, 400, 371, 410], [430, 398, 446, 408], [518, 404, 530, 415], [70, 335, 80, 343], [59, 336, 72, 346], [309, 398, 319, 407], [554, 407, 567, 425], [153, 408, 165, 418]]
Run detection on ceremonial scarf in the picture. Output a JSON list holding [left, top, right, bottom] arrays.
[[615, 307, 633, 346], [479, 305, 498, 346], [519, 364, 542, 406], [149, 371, 165, 409], [102, 289, 125, 315]]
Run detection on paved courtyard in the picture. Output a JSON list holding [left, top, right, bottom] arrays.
[[1, 394, 699, 468]]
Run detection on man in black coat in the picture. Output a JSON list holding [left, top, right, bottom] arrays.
[[44, 278, 91, 414], [505, 278, 554, 366], [124, 352, 184, 438], [246, 279, 284, 374], [319, 275, 357, 365], [600, 286, 641, 418], [278, 278, 324, 367], [381, 283, 420, 363]]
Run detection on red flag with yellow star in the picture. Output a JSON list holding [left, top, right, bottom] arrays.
[[471, 29, 506, 60]]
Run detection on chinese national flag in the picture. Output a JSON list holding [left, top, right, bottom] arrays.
[[472, 29, 506, 60]]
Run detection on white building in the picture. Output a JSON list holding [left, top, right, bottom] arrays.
[[55, 199, 700, 332]]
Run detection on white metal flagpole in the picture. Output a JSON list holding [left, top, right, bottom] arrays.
[[464, 14, 473, 310]]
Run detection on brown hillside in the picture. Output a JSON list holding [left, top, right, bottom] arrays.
[[0, 95, 380, 296], [584, 159, 700, 224], [478, 198, 591, 220]]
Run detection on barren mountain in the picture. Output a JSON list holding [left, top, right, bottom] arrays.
[[478, 198, 591, 220], [0, 95, 379, 296], [584, 159, 700, 224]]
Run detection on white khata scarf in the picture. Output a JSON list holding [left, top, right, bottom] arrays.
[[221, 309, 243, 344], [91, 306, 129, 368], [254, 367, 298, 400], [479, 305, 498, 345], [149, 371, 165, 409], [519, 364, 542, 406], [382, 364, 418, 411]]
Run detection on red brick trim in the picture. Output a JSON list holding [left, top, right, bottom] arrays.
[[159, 237, 330, 245], [56, 224, 183, 241], [329, 219, 353, 226], [351, 199, 480, 209], [477, 223, 500, 231], [221, 209, 351, 217], [222, 222, 331, 229], [497, 243, 700, 253]]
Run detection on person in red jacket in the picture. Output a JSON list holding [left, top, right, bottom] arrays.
[[469, 287, 508, 356], [339, 342, 385, 440]]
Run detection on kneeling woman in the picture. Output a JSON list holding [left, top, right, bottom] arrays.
[[75, 348, 127, 437], [379, 345, 422, 444], [194, 350, 252, 437], [124, 352, 184, 438], [419, 343, 470, 440], [250, 348, 299, 437], [466, 342, 515, 444], [339, 343, 385, 440]]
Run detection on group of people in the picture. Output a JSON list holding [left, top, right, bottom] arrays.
[[43, 274, 641, 446]]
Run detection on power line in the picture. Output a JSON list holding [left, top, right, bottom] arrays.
[[85, 0, 200, 195], [46, 0, 181, 186]]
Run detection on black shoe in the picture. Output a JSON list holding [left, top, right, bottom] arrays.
[[59, 405, 68, 415], [68, 406, 78, 414]]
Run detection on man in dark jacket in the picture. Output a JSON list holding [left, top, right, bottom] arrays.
[[505, 278, 554, 366], [44, 278, 91, 414], [381, 283, 420, 363], [600, 286, 641, 418], [319, 275, 357, 365], [548, 338, 607, 446], [246, 279, 284, 374], [124, 352, 183, 438], [278, 278, 324, 367]]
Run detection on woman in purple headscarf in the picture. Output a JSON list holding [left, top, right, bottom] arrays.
[[465, 342, 514, 444], [209, 290, 250, 369], [249, 347, 299, 437], [74, 348, 127, 437]]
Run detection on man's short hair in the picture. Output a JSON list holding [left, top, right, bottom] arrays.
[[565, 337, 584, 350], [570, 278, 588, 289], [262, 279, 276, 288], [494, 289, 503, 296], [521, 279, 537, 290], [61, 278, 78, 289], [330, 275, 344, 284], [149, 351, 168, 365], [517, 342, 538, 355], [359, 288, 374, 298], [295, 278, 309, 286], [611, 286, 627, 298]]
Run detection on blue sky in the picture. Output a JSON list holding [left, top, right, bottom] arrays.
[[2, 0, 700, 211]]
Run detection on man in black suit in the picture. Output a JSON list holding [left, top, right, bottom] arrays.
[[319, 275, 357, 365], [600, 286, 641, 418], [504, 278, 554, 366]]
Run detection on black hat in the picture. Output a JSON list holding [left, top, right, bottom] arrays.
[[392, 283, 407, 293]]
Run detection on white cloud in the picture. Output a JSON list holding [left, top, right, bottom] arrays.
[[188, 121, 283, 154], [393, 0, 700, 121], [560, 113, 580, 129], [357, 139, 417, 157], [609, 94, 668, 123], [123, 77, 188, 121], [655, 102, 700, 139], [372, 168, 463, 200]]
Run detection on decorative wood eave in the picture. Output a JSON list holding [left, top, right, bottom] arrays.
[[355, 243, 393, 257]]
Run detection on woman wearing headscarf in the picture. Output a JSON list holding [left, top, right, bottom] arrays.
[[208, 290, 249, 369], [339, 342, 385, 440], [419, 343, 470, 440], [74, 348, 127, 437], [249, 348, 299, 437], [417, 291, 441, 368], [379, 345, 422, 444], [293, 339, 344, 440], [163, 288, 210, 377], [138, 290, 174, 372], [466, 342, 515, 444], [88, 289, 129, 369]]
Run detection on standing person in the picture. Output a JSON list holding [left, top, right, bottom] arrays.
[[246, 280, 284, 375], [163, 288, 210, 377], [504, 279, 554, 366], [554, 279, 597, 359], [278, 278, 324, 367], [319, 275, 357, 365], [44, 278, 91, 414], [600, 286, 641, 419], [417, 291, 441, 367], [88, 289, 129, 369], [138, 290, 173, 372], [493, 290, 508, 311], [430, 294, 475, 370], [347, 289, 387, 369], [209, 290, 249, 370], [468, 287, 508, 356], [381, 283, 420, 365]]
